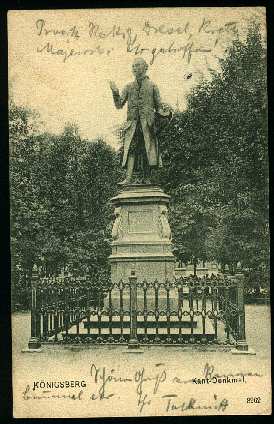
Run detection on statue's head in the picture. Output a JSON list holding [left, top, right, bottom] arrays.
[[132, 57, 148, 78]]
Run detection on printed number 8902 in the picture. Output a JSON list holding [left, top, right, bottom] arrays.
[[247, 397, 261, 403]]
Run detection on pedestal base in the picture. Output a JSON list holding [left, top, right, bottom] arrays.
[[110, 253, 175, 283], [109, 185, 175, 283]]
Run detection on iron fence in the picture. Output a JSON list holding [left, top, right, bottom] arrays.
[[28, 271, 248, 351]]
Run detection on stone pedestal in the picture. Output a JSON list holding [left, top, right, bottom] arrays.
[[109, 184, 175, 283]]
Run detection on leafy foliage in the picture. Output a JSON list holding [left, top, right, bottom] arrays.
[[10, 107, 122, 297], [158, 22, 268, 275]]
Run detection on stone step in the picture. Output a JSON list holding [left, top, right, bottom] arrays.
[[58, 314, 214, 337]]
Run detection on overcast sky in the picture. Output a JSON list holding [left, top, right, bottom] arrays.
[[8, 7, 265, 148]]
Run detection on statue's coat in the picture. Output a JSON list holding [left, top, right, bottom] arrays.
[[112, 76, 163, 168]]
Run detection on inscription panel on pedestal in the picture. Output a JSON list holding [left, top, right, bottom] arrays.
[[128, 210, 154, 233]]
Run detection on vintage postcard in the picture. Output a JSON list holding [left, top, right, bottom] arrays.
[[9, 7, 270, 417]]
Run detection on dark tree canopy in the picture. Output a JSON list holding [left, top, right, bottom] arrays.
[[158, 22, 268, 275], [10, 108, 122, 285]]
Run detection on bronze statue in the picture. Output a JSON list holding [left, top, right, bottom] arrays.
[[109, 58, 171, 185]]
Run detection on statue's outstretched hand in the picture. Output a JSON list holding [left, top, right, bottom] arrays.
[[109, 80, 118, 92]]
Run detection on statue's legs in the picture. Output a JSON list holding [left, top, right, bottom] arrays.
[[134, 123, 152, 183], [119, 153, 135, 185], [126, 153, 135, 181], [119, 121, 152, 184], [143, 158, 151, 182]]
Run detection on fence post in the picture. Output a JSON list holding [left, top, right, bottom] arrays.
[[235, 273, 248, 351], [28, 266, 41, 349], [128, 270, 139, 349]]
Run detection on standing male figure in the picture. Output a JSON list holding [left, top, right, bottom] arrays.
[[109, 57, 169, 185]]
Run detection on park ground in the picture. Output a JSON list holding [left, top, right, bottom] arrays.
[[12, 304, 271, 417]]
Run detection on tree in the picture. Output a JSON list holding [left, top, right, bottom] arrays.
[[157, 21, 268, 276], [10, 105, 122, 307]]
